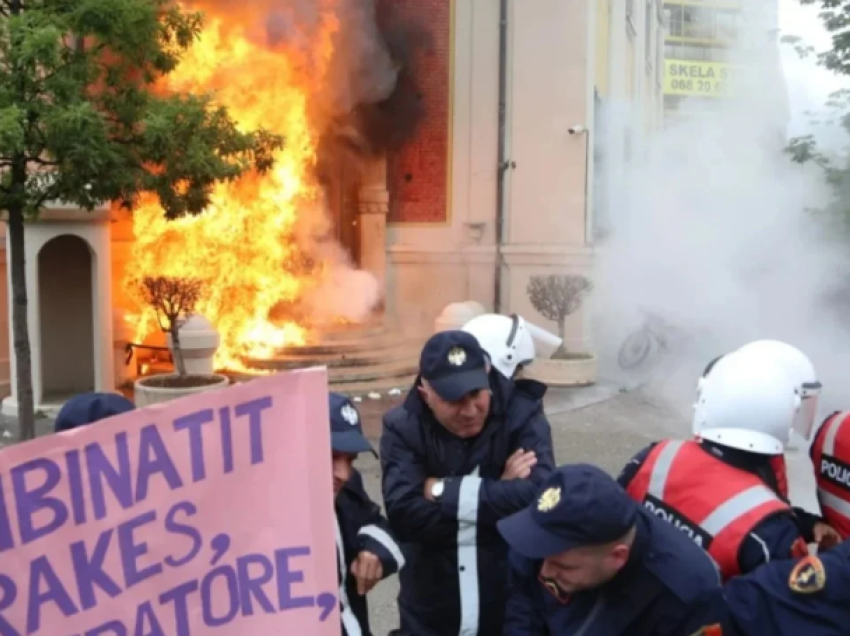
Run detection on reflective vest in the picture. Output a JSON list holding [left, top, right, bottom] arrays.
[[769, 455, 789, 500], [626, 439, 791, 579], [811, 412, 850, 540]]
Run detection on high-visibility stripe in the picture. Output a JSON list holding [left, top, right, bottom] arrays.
[[647, 440, 684, 498], [358, 525, 406, 571], [701, 486, 781, 535], [457, 470, 482, 636], [819, 488, 850, 519], [335, 516, 362, 636]]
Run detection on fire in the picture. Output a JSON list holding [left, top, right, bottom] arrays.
[[125, 7, 342, 370]]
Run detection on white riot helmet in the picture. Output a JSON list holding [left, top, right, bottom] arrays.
[[693, 351, 801, 455], [735, 340, 821, 440], [462, 313, 536, 379]]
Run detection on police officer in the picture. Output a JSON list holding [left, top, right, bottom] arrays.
[[809, 410, 850, 541], [381, 330, 555, 635], [699, 341, 839, 549], [619, 352, 811, 580], [498, 464, 722, 635], [462, 313, 539, 379], [54, 392, 136, 432], [688, 539, 850, 635], [330, 392, 405, 636]]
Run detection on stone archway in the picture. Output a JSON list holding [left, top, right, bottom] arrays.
[[38, 234, 95, 400]]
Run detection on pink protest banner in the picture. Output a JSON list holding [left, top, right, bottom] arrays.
[[0, 367, 340, 636]]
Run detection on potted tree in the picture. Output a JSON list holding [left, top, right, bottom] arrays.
[[133, 276, 230, 407], [523, 274, 597, 386]]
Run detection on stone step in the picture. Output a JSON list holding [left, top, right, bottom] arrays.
[[245, 343, 421, 371], [246, 332, 418, 358], [226, 367, 417, 395], [311, 320, 387, 342]]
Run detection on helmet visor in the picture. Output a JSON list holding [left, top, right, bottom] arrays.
[[793, 383, 821, 440]]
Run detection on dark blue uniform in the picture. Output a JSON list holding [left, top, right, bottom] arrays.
[[380, 331, 555, 636], [687, 540, 850, 635], [618, 440, 816, 573], [329, 392, 405, 636], [499, 464, 723, 636], [335, 469, 404, 636]]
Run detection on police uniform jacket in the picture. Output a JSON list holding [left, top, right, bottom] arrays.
[[811, 411, 850, 539], [619, 439, 813, 577], [335, 469, 405, 636], [380, 372, 555, 636], [686, 538, 850, 636], [503, 508, 723, 636]]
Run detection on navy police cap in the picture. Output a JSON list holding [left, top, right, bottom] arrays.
[[419, 330, 490, 402], [498, 464, 639, 559], [329, 392, 376, 457]]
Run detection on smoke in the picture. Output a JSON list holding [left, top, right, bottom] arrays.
[[591, 8, 850, 426]]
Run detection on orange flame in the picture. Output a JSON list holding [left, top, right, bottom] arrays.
[[125, 8, 342, 370]]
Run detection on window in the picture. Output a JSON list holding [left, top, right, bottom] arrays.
[[664, 2, 743, 42], [664, 42, 719, 61], [646, 1, 654, 65]]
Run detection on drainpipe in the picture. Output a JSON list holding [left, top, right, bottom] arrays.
[[494, 0, 510, 313]]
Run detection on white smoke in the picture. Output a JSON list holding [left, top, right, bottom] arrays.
[[591, 5, 850, 425]]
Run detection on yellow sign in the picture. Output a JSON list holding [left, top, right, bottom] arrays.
[[664, 60, 736, 98]]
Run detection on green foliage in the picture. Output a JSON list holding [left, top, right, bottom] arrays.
[[783, 1, 850, 233], [0, 0, 284, 440], [0, 0, 283, 218]]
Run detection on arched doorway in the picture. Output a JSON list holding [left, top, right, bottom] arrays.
[[38, 235, 95, 400]]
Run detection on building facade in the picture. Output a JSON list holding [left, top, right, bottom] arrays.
[[0, 0, 667, 411], [661, 0, 787, 131]]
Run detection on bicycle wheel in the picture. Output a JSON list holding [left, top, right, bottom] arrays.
[[618, 330, 654, 369]]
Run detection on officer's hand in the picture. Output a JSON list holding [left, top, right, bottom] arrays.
[[501, 448, 537, 480], [813, 522, 842, 550], [351, 551, 383, 595]]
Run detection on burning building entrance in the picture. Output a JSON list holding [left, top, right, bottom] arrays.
[[1, 0, 599, 415], [125, 3, 404, 372]]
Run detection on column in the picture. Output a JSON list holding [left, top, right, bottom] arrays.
[[357, 155, 389, 316]]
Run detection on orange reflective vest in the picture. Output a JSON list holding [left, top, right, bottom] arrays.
[[626, 440, 791, 579], [769, 455, 789, 500], [811, 412, 850, 540]]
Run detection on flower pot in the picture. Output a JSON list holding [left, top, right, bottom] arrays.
[[134, 373, 231, 408], [524, 354, 598, 387]]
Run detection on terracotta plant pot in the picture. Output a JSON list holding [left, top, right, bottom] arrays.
[[134, 373, 231, 408], [524, 354, 597, 387]]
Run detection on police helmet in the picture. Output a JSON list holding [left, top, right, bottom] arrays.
[[734, 340, 821, 440], [462, 313, 536, 379], [693, 351, 801, 455]]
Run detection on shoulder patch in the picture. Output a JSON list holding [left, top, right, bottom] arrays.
[[789, 555, 826, 594]]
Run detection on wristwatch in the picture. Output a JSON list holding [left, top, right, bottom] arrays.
[[431, 479, 446, 501]]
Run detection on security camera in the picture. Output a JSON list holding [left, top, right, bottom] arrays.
[[568, 125, 587, 135]]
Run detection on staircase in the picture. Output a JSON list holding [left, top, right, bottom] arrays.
[[231, 319, 421, 399]]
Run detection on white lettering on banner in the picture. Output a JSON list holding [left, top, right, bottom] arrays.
[[643, 499, 709, 547], [821, 458, 850, 489]]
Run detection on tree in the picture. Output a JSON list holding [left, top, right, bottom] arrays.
[[138, 276, 202, 378], [526, 274, 593, 355], [781, 2, 850, 232], [0, 0, 283, 439]]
